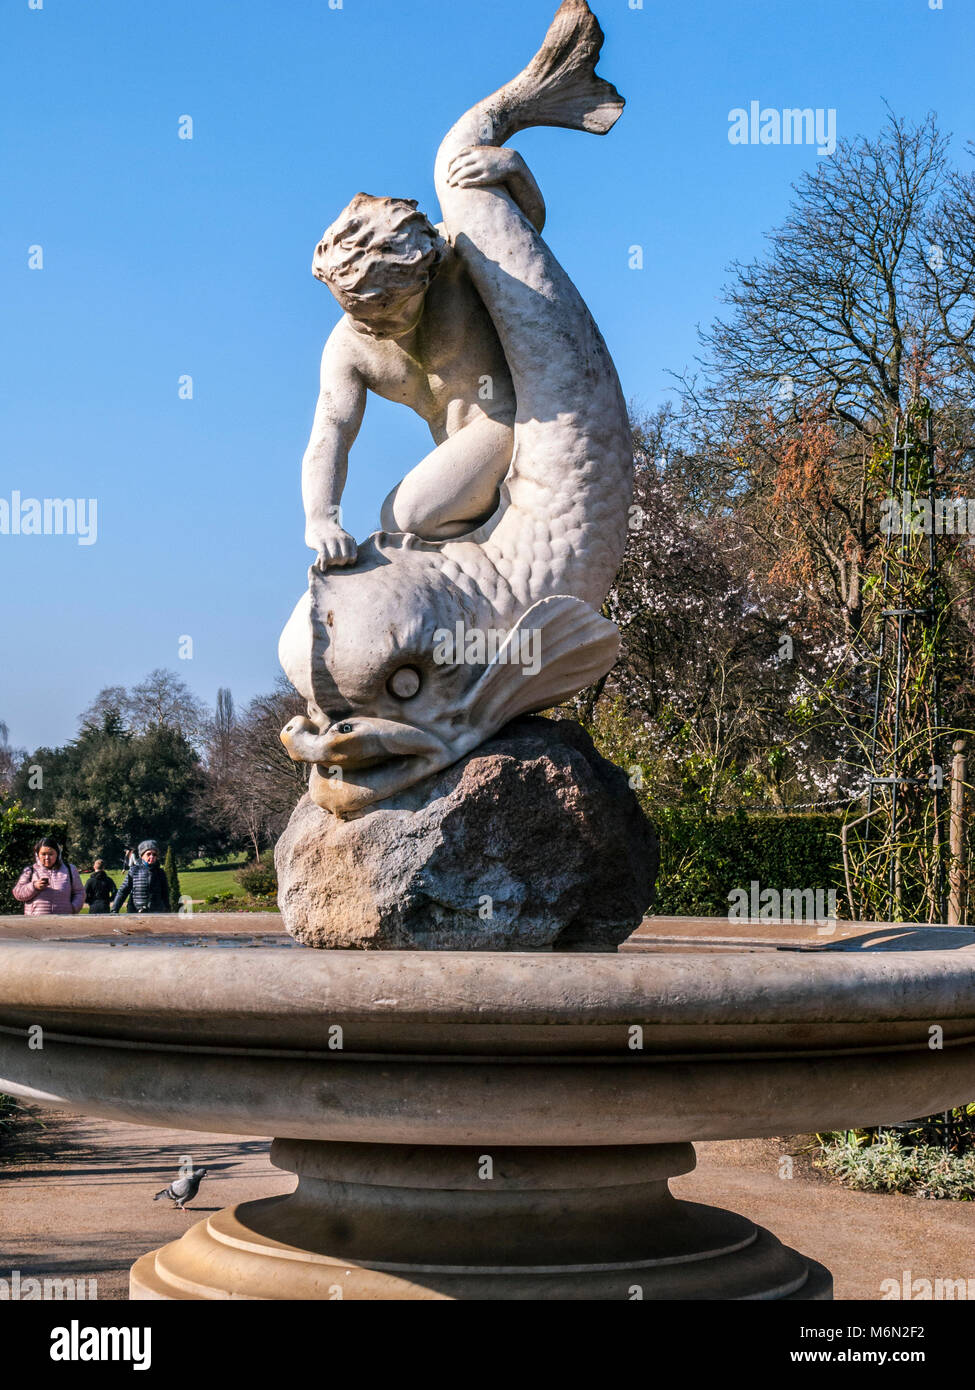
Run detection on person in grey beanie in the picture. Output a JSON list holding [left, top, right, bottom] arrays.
[[111, 840, 171, 914]]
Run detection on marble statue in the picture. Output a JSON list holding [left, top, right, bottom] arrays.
[[279, 0, 632, 818]]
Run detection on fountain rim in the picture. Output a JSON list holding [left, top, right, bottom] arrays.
[[2, 929, 975, 1032], [3, 927, 975, 1144]]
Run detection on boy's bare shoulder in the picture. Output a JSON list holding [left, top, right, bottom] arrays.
[[322, 316, 378, 376]]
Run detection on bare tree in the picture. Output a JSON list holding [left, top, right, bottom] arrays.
[[209, 688, 237, 774], [235, 681, 309, 838], [79, 671, 208, 745], [197, 679, 308, 857], [698, 113, 953, 431], [127, 669, 207, 743], [679, 112, 975, 652], [923, 147, 975, 386], [0, 721, 24, 801]]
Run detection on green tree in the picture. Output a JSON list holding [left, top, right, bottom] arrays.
[[12, 718, 207, 864], [163, 844, 182, 913]]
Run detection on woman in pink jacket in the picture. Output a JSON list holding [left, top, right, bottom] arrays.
[[13, 837, 85, 916]]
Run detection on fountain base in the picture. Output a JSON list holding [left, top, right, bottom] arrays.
[[131, 1139, 830, 1300]]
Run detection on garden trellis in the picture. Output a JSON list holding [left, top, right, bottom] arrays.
[[859, 405, 952, 923]]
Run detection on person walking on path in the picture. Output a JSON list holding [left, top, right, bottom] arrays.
[[84, 859, 117, 915], [111, 840, 170, 915], [13, 837, 85, 916]]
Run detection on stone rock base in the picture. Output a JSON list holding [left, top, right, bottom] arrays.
[[275, 715, 658, 950]]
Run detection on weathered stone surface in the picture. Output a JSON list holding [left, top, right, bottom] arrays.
[[275, 716, 658, 950], [278, 2, 632, 819]]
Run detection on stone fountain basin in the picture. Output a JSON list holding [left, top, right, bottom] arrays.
[[2, 922, 975, 1145]]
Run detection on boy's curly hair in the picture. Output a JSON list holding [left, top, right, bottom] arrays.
[[313, 194, 447, 312]]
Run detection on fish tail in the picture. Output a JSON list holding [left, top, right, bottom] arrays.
[[434, 2, 633, 610], [440, 1, 624, 161], [500, 0, 624, 139]]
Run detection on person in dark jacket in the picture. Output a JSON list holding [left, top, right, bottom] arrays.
[[84, 859, 117, 915], [111, 840, 170, 914]]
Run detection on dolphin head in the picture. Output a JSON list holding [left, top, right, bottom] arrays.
[[279, 533, 621, 816], [279, 535, 492, 815]]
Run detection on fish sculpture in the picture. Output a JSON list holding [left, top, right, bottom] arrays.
[[279, 0, 633, 817]]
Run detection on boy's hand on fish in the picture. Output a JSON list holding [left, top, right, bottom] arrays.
[[310, 521, 358, 571], [447, 146, 523, 190], [446, 147, 545, 232]]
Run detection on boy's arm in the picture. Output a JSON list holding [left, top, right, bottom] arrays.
[[302, 331, 368, 571]]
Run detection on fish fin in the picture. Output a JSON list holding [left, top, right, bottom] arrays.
[[505, 1, 625, 138], [462, 595, 619, 729]]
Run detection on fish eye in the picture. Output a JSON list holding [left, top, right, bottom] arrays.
[[336, 722, 355, 734], [387, 666, 421, 699]]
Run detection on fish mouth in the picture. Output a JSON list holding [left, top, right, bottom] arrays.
[[280, 716, 453, 816]]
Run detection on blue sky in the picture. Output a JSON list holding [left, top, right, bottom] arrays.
[[2, 0, 973, 751]]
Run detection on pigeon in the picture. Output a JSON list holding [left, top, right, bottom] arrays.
[[153, 1167, 208, 1210]]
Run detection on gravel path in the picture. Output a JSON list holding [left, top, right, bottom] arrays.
[[2, 1108, 973, 1301], [675, 1138, 975, 1299], [0, 1104, 280, 1301]]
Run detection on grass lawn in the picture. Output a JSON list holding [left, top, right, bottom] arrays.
[[80, 855, 250, 909], [178, 863, 247, 903], [183, 854, 249, 871]]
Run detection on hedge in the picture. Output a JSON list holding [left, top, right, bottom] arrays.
[[0, 802, 847, 922], [0, 809, 71, 914], [653, 810, 845, 917]]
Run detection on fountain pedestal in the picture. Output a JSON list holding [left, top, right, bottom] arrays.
[[131, 1138, 829, 1300]]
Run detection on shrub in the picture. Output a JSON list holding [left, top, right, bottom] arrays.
[[0, 804, 71, 913], [0, 1094, 18, 1152], [653, 809, 844, 917], [875, 1104, 975, 1155], [816, 1130, 975, 1199], [570, 699, 846, 918], [235, 854, 277, 898], [163, 845, 182, 912]]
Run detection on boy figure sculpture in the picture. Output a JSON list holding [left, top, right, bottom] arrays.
[[302, 148, 546, 570]]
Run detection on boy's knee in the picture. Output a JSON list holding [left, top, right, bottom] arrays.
[[382, 484, 437, 535], [381, 482, 484, 540], [380, 487, 407, 533]]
